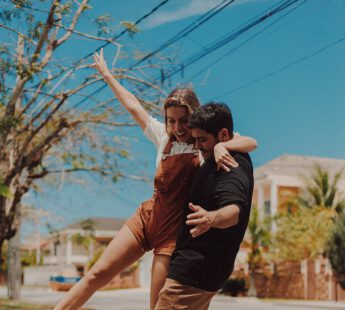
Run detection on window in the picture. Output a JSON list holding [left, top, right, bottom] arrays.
[[264, 200, 271, 217], [53, 240, 60, 256]]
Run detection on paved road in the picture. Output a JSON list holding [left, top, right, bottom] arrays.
[[1, 286, 345, 310]]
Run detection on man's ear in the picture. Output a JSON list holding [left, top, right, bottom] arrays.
[[217, 128, 230, 142]]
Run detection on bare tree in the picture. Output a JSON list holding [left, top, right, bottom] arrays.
[[0, 0, 168, 287]]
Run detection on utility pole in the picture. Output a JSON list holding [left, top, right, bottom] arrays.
[[35, 216, 41, 265], [7, 211, 21, 300]]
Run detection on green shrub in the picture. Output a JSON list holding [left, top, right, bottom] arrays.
[[326, 213, 345, 289], [220, 278, 247, 297]]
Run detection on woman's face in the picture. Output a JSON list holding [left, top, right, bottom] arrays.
[[166, 106, 193, 143]]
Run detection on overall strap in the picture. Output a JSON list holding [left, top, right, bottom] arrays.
[[162, 139, 174, 155]]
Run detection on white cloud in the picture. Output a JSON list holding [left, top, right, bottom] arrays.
[[143, 0, 262, 29], [143, 0, 225, 29]]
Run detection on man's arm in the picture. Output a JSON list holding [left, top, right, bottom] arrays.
[[186, 203, 240, 238]]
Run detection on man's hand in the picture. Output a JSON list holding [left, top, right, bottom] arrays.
[[186, 203, 214, 238]]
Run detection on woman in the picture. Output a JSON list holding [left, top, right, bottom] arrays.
[[53, 49, 257, 310]]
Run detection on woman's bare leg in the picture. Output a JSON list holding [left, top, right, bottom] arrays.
[[54, 225, 144, 310], [150, 254, 171, 310]]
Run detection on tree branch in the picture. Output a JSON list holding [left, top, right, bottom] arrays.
[[80, 120, 136, 127], [23, 118, 71, 170], [17, 80, 47, 117], [14, 94, 69, 176], [54, 22, 121, 48], [0, 23, 37, 45], [55, 0, 89, 47], [117, 73, 168, 97], [46, 168, 150, 183], [3, 0, 60, 131], [31, 0, 59, 65], [28, 93, 68, 142]]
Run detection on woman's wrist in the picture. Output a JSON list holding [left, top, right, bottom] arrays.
[[216, 141, 227, 150], [103, 72, 113, 80]]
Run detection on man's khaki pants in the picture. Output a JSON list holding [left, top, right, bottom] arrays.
[[154, 278, 217, 310]]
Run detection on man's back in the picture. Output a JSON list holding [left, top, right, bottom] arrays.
[[168, 152, 254, 292]]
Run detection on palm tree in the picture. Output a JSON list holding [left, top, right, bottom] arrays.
[[246, 206, 271, 296], [71, 219, 96, 259], [283, 164, 345, 214], [297, 164, 345, 213]]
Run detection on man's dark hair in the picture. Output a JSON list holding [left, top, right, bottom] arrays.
[[188, 102, 234, 138]]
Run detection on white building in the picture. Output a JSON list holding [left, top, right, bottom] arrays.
[[252, 154, 345, 217], [39, 217, 153, 287]]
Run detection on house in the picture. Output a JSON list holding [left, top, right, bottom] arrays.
[[43, 217, 126, 272], [242, 154, 345, 300], [252, 154, 345, 217], [237, 154, 345, 271], [37, 217, 153, 288]]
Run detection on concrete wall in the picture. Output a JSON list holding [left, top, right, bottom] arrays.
[[139, 251, 153, 288], [23, 264, 76, 286]]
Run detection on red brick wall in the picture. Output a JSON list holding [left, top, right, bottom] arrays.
[[253, 261, 304, 299], [254, 274, 304, 299], [252, 259, 345, 301]]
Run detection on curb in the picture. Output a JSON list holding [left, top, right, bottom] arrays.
[[273, 302, 345, 309]]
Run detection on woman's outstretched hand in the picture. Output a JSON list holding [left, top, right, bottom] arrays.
[[214, 142, 238, 172], [89, 48, 149, 130], [91, 48, 111, 78]]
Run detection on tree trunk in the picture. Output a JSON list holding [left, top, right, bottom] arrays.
[[0, 239, 4, 282], [247, 272, 257, 297], [7, 223, 21, 300]]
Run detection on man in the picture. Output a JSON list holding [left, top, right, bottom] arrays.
[[155, 102, 254, 310]]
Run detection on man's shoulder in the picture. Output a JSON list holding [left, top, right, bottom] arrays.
[[232, 152, 252, 166], [225, 152, 252, 173], [217, 152, 253, 183], [234, 152, 253, 174]]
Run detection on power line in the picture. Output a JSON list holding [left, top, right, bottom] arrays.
[[152, 0, 301, 84], [79, 0, 171, 61], [73, 0, 236, 108], [75, 0, 298, 109], [188, 0, 308, 83], [128, 0, 236, 69], [210, 35, 345, 100], [13, 3, 51, 14]]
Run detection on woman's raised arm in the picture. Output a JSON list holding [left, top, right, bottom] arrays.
[[91, 49, 149, 130], [222, 134, 258, 153]]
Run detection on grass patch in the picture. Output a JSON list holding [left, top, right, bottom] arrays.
[[0, 299, 94, 309], [0, 299, 52, 309]]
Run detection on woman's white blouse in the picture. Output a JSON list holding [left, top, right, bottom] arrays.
[[144, 115, 202, 168]]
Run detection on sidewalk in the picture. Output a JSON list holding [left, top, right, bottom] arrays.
[[267, 299, 345, 309]]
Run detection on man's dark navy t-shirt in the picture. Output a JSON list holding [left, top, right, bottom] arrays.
[[168, 152, 254, 292]]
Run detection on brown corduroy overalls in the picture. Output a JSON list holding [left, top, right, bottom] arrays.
[[126, 139, 200, 255]]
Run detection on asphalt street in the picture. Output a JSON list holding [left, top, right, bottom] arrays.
[[1, 286, 345, 310]]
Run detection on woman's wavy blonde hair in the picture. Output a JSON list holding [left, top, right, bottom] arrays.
[[163, 88, 200, 139]]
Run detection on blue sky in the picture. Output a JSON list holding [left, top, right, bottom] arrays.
[[19, 0, 345, 236]]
